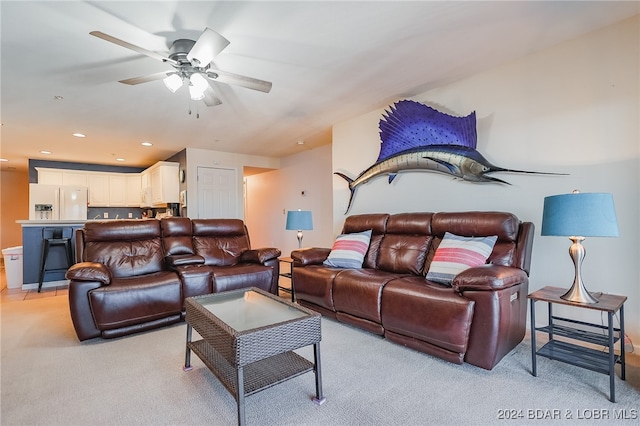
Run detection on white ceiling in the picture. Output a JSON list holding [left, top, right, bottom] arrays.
[[1, 1, 638, 173]]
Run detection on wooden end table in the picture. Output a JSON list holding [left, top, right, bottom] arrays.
[[528, 286, 626, 402]]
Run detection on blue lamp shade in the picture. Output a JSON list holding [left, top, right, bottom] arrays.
[[286, 210, 313, 231], [541, 192, 619, 237]]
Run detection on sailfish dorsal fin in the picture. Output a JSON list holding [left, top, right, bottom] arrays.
[[377, 100, 477, 163]]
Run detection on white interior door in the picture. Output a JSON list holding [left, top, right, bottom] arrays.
[[197, 167, 237, 218]]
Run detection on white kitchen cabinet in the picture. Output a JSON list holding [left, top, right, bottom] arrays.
[[146, 162, 179, 206], [87, 173, 109, 206], [62, 170, 88, 187], [140, 170, 152, 207], [34, 165, 173, 207], [36, 167, 89, 187], [126, 174, 142, 206], [36, 168, 63, 185], [108, 174, 127, 206]]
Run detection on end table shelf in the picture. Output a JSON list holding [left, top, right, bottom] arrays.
[[278, 257, 295, 302], [536, 340, 618, 376], [528, 286, 626, 402]]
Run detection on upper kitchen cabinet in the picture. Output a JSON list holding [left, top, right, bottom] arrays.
[[91, 172, 143, 207], [63, 171, 88, 187], [88, 174, 110, 206], [126, 174, 142, 206], [34, 162, 178, 207], [140, 169, 152, 207], [35, 168, 63, 185], [146, 162, 179, 206], [36, 168, 87, 186], [108, 174, 127, 206]]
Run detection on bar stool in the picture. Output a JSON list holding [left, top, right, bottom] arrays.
[[38, 227, 73, 293]]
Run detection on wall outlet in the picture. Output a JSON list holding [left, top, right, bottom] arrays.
[[103, 212, 108, 219], [128, 213, 133, 218]]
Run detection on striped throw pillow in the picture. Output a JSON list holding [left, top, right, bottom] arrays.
[[323, 230, 372, 269], [426, 232, 498, 286]]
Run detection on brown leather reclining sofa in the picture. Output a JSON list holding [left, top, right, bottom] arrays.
[[291, 212, 534, 370], [66, 217, 281, 341]]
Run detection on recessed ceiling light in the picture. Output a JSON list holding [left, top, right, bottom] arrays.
[[40, 150, 52, 154], [54, 95, 64, 100], [0, 158, 8, 162], [141, 141, 153, 146], [297, 140, 305, 145], [116, 158, 125, 162], [73, 133, 86, 138]]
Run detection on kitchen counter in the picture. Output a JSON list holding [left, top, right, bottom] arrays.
[[17, 220, 88, 226], [17, 221, 87, 291], [17, 219, 152, 226]]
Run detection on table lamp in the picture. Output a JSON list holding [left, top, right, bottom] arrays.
[[286, 210, 313, 248], [541, 190, 619, 304]]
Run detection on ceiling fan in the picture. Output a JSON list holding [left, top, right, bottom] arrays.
[[90, 28, 272, 107]]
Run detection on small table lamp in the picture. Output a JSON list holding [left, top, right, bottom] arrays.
[[286, 210, 313, 248], [541, 191, 619, 304]]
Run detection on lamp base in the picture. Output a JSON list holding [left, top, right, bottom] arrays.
[[560, 284, 599, 304], [561, 237, 599, 304]]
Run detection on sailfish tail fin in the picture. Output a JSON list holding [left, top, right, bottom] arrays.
[[334, 172, 356, 214]]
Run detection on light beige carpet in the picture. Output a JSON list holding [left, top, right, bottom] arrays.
[[1, 294, 639, 425]]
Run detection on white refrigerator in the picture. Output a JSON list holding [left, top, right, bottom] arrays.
[[29, 184, 88, 220]]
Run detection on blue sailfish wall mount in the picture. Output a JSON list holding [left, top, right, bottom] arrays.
[[335, 100, 565, 213]]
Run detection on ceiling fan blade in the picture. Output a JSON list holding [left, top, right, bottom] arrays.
[[202, 85, 222, 107], [90, 31, 177, 65], [118, 71, 172, 85], [186, 27, 230, 67], [206, 69, 272, 93]]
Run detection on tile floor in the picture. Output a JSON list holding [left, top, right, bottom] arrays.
[[0, 268, 68, 302]]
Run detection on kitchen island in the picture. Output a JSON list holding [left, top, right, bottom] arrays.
[[17, 220, 87, 291]]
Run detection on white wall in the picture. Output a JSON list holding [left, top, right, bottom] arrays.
[[245, 144, 334, 256], [333, 17, 640, 345]]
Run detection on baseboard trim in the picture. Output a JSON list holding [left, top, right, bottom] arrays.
[[22, 280, 69, 291]]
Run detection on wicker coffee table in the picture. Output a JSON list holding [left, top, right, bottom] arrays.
[[183, 287, 325, 425]]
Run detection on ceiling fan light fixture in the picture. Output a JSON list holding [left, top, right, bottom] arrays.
[[190, 73, 209, 92], [189, 83, 206, 101], [163, 74, 183, 93]]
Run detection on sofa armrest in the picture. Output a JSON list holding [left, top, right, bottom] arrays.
[[165, 254, 205, 269], [452, 265, 528, 293], [240, 247, 282, 264], [291, 248, 332, 266], [65, 262, 112, 285], [68, 279, 104, 341]]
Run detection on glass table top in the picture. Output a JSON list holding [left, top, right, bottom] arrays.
[[196, 289, 309, 331]]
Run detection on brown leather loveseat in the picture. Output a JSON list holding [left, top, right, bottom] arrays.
[[66, 217, 280, 341], [291, 212, 534, 370]]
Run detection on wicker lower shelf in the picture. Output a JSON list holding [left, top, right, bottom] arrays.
[[189, 339, 314, 398]]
